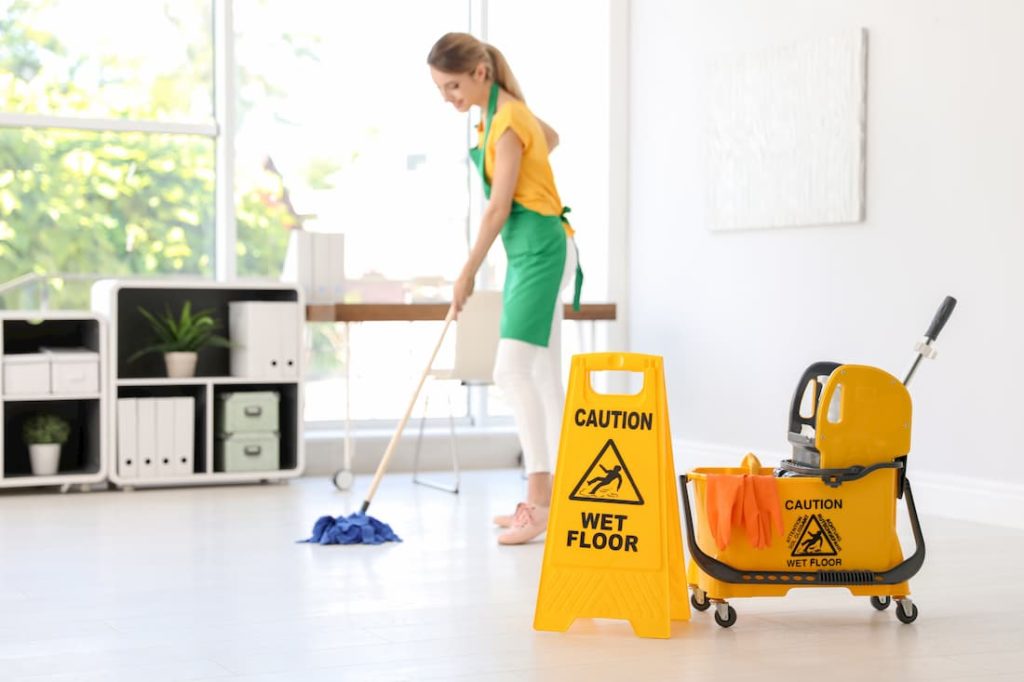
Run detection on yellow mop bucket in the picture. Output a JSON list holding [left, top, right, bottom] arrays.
[[680, 297, 956, 628]]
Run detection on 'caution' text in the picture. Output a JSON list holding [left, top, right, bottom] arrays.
[[574, 409, 653, 431]]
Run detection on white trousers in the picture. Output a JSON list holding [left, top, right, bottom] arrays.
[[493, 238, 577, 475]]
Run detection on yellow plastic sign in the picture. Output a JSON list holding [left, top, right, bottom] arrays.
[[534, 353, 689, 638]]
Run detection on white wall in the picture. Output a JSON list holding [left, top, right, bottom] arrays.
[[629, 0, 1024, 524], [487, 0, 630, 360]]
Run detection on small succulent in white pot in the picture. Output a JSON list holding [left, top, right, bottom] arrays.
[[22, 413, 71, 476]]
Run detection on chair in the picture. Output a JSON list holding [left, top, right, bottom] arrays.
[[412, 291, 503, 493]]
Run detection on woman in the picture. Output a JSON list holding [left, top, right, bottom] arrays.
[[428, 33, 582, 545]]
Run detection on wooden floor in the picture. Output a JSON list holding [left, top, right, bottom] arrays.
[[1, 470, 1021, 681]]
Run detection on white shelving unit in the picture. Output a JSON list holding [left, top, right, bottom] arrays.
[[92, 279, 305, 488], [0, 311, 108, 491]]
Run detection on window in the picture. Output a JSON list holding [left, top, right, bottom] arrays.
[[232, 0, 473, 422], [1, 0, 617, 428], [1, 0, 213, 123], [233, 0, 471, 282], [0, 0, 217, 309]]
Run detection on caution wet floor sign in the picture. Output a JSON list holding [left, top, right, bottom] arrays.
[[534, 353, 689, 638]]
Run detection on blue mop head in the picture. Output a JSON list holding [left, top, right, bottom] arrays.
[[300, 513, 402, 545]]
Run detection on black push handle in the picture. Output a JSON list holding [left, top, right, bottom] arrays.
[[925, 296, 957, 341]]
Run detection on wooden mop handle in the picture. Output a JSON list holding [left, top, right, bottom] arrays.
[[360, 304, 457, 513]]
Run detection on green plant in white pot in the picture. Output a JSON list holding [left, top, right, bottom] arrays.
[[23, 413, 70, 476], [128, 302, 232, 378]]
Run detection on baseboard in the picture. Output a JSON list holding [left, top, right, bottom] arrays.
[[302, 427, 522, 477], [676, 438, 1024, 530]]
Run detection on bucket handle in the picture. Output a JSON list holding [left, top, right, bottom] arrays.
[[776, 458, 903, 488]]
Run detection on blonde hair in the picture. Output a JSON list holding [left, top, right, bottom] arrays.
[[427, 32, 524, 101]]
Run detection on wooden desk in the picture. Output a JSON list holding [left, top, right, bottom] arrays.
[[303, 301, 616, 489], [306, 302, 616, 323]]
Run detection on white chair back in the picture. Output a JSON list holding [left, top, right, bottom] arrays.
[[451, 290, 503, 384]]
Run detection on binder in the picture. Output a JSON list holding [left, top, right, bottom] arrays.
[[230, 302, 275, 378], [155, 397, 176, 478], [327, 233, 345, 303], [277, 302, 300, 379], [281, 230, 315, 302], [311, 232, 333, 304], [136, 398, 157, 479], [173, 397, 195, 476], [117, 398, 138, 479], [230, 302, 301, 379]]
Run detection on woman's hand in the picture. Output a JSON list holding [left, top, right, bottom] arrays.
[[453, 271, 476, 314]]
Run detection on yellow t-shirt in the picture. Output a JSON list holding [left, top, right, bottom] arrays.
[[477, 100, 574, 236]]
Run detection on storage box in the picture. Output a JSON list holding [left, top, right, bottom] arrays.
[[216, 390, 280, 435], [42, 347, 100, 394], [215, 432, 280, 472], [2, 353, 51, 395]]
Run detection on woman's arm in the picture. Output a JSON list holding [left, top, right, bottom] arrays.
[[453, 129, 523, 312], [536, 116, 559, 153]]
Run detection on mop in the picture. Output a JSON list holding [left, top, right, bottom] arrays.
[[301, 306, 457, 545]]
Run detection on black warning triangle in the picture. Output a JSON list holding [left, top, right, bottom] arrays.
[[791, 514, 838, 557], [569, 439, 644, 505]]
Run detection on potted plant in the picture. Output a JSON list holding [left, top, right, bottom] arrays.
[[22, 413, 70, 476], [128, 301, 232, 378]]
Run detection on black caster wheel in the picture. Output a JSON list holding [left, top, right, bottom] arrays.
[[895, 600, 918, 624], [870, 596, 891, 611], [691, 591, 711, 612], [714, 604, 737, 628]]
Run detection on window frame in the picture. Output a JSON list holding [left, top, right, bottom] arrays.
[[0, 0, 495, 432]]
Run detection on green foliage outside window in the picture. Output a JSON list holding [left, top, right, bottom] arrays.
[[0, 0, 293, 308]]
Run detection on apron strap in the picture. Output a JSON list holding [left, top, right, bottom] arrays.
[[482, 82, 499, 153], [561, 207, 583, 311], [572, 245, 584, 312]]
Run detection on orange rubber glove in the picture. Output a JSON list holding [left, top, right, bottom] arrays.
[[740, 475, 765, 548], [706, 474, 744, 550], [751, 475, 783, 549]]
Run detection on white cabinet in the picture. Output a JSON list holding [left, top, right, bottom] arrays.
[[0, 312, 108, 490], [92, 279, 304, 488]]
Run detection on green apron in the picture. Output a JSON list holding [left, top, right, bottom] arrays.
[[469, 83, 583, 347]]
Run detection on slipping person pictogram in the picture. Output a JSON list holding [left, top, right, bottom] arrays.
[[799, 528, 825, 554], [587, 465, 623, 496], [790, 514, 838, 557], [569, 439, 643, 505]]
